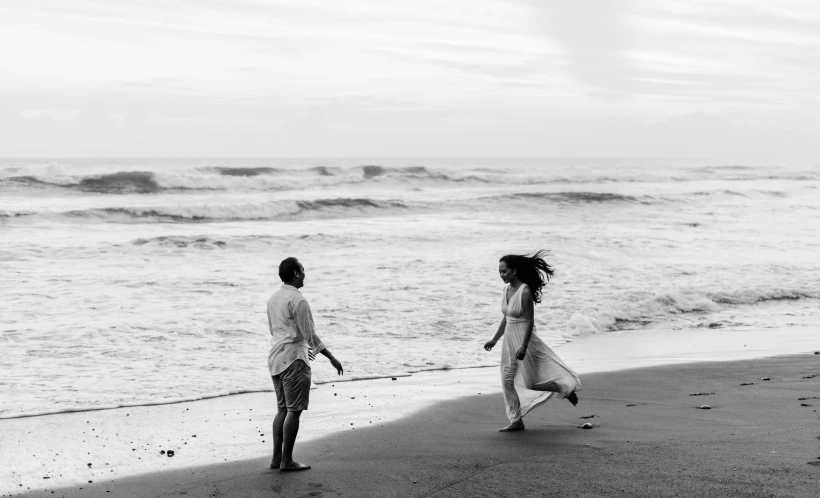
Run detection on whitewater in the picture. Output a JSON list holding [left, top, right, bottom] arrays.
[[1, 157, 819, 419]]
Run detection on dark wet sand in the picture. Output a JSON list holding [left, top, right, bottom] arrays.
[[13, 354, 820, 497]]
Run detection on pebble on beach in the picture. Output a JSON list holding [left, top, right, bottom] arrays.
[[698, 405, 712, 410], [167, 450, 175, 457], [581, 423, 594, 429], [761, 377, 771, 381]]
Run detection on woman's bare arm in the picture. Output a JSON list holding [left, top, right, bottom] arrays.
[[484, 317, 507, 351]]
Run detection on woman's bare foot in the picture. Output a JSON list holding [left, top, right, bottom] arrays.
[[280, 461, 311, 472], [499, 420, 525, 432], [567, 391, 579, 406]]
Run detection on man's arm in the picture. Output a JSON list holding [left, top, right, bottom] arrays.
[[319, 348, 343, 375], [295, 300, 343, 375]]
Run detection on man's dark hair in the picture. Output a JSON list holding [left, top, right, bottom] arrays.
[[278, 257, 301, 282]]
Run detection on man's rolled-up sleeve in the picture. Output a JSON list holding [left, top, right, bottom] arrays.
[[295, 300, 325, 354]]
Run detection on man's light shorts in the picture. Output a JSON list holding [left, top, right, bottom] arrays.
[[271, 359, 311, 412]]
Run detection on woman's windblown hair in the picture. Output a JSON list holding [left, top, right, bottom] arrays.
[[499, 250, 554, 304]]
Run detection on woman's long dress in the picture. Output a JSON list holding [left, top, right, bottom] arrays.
[[500, 284, 582, 423]]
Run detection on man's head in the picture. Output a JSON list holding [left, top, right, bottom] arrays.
[[279, 257, 305, 288]]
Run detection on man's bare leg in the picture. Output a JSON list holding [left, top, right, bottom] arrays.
[[499, 419, 525, 432], [280, 410, 311, 471], [270, 410, 287, 469]]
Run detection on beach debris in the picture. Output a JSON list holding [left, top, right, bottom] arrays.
[[87, 463, 92, 467], [43, 477, 50, 479], [580, 414, 596, 419], [801, 404, 812, 407], [391, 377, 397, 381], [802, 374, 818, 379], [160, 450, 165, 455], [740, 383, 754, 386], [798, 396, 819, 400], [689, 392, 715, 396], [761, 377, 771, 381], [580, 423, 594, 429], [167, 450, 175, 457], [698, 405, 712, 410], [814, 351, 819, 355]]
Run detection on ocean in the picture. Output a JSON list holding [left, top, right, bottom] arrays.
[[1, 157, 819, 419]]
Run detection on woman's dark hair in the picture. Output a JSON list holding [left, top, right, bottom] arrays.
[[499, 250, 554, 304], [278, 257, 301, 282]]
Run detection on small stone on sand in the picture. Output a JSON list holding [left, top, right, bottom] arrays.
[[167, 450, 175, 457], [761, 377, 771, 381], [740, 383, 754, 386], [160, 450, 165, 455], [581, 423, 593, 429], [391, 377, 397, 380], [698, 405, 711, 410]]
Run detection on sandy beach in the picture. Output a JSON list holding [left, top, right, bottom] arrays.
[[3, 348, 818, 498]]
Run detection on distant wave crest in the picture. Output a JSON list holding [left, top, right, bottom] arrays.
[[4, 162, 817, 195], [55, 197, 410, 223]]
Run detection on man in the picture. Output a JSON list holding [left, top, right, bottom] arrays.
[[267, 257, 343, 472]]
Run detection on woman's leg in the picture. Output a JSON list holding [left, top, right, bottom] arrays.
[[500, 363, 525, 431]]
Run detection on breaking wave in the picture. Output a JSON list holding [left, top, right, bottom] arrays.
[[568, 287, 820, 335]]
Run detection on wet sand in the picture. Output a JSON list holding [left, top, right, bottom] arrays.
[[5, 352, 819, 497]]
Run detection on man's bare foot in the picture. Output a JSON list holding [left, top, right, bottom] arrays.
[[567, 391, 579, 406], [499, 420, 525, 432], [269, 459, 280, 469], [280, 461, 311, 472]]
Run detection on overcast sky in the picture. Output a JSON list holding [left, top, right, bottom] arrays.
[[1, 0, 819, 159]]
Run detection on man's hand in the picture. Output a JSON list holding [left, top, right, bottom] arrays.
[[484, 339, 497, 351], [515, 345, 527, 360], [329, 357, 343, 375]]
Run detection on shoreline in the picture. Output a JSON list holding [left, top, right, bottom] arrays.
[[3, 322, 816, 422], [5, 351, 819, 497]]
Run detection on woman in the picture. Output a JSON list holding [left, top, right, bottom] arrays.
[[484, 251, 581, 432]]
